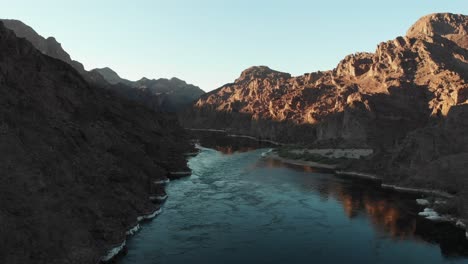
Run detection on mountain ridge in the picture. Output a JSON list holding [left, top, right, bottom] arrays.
[[181, 13, 468, 220], [92, 67, 205, 111], [1, 19, 205, 112], [1, 19, 87, 74]]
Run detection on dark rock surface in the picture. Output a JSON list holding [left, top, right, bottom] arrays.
[[92, 67, 132, 86], [1, 19, 86, 74], [0, 21, 192, 264], [91, 67, 133, 86]]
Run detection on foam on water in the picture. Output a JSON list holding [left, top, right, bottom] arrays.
[[126, 224, 141, 236], [137, 208, 163, 222], [101, 241, 126, 262]]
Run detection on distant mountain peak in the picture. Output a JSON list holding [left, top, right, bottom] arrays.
[[2, 18, 205, 111], [170, 77, 185, 83], [92, 67, 131, 85], [407, 13, 468, 48], [186, 12, 468, 137], [93, 68, 205, 111], [139, 77, 151, 82], [237, 66, 291, 82], [1, 18, 86, 73]]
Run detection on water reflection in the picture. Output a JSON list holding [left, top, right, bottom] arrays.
[[215, 146, 257, 155], [120, 131, 468, 264], [260, 156, 328, 173], [191, 130, 275, 155], [363, 196, 416, 238], [259, 157, 468, 257]]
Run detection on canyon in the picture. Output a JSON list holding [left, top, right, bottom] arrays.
[[181, 13, 468, 220], [0, 11, 467, 264]]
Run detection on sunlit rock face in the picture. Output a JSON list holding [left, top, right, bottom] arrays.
[[407, 13, 468, 48], [181, 13, 468, 218], [183, 13, 467, 147]]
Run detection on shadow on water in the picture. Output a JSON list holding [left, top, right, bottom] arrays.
[[191, 130, 276, 154], [197, 131, 468, 258], [119, 131, 468, 264], [201, 131, 468, 258], [258, 157, 468, 258]]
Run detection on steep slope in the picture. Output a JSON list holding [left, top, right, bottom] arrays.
[[181, 13, 468, 216], [2, 19, 205, 112], [183, 13, 467, 145], [1, 19, 86, 74], [0, 21, 191, 264]]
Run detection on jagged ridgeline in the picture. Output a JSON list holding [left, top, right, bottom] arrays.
[[181, 13, 468, 217], [0, 21, 192, 263], [183, 13, 467, 144], [1, 19, 205, 112], [92, 67, 205, 112]]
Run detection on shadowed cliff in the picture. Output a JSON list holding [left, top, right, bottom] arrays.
[[1, 19, 205, 112], [0, 21, 192, 264]]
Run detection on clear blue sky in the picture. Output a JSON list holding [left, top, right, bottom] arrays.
[[2, 0, 467, 91]]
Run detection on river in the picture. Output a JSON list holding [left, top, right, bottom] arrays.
[[118, 137, 468, 264]]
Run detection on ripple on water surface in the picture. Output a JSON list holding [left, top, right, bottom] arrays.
[[119, 146, 468, 264]]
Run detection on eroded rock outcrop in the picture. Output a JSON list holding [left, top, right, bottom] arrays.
[[407, 13, 468, 48], [181, 13, 468, 217], [184, 13, 467, 143]]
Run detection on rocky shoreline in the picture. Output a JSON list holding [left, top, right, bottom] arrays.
[[0, 22, 196, 264], [186, 128, 285, 146], [266, 152, 339, 170], [262, 148, 468, 238], [189, 126, 468, 240], [181, 13, 468, 242], [99, 168, 196, 263], [191, 128, 466, 228]]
